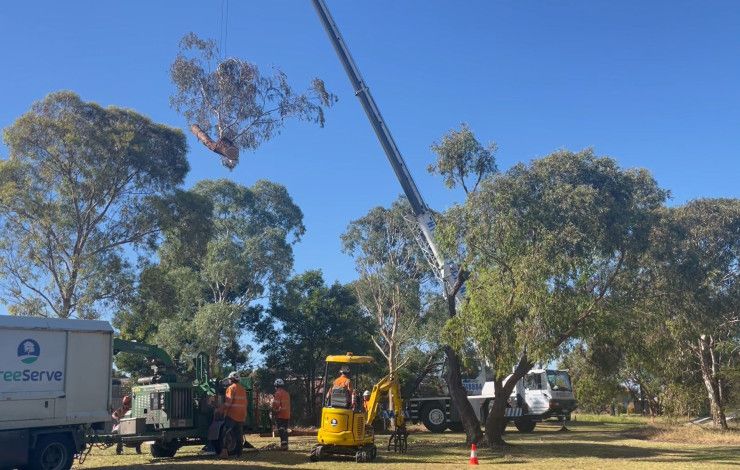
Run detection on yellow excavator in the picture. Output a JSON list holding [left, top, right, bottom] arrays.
[[310, 353, 407, 463]]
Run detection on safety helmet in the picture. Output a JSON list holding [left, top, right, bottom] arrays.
[[122, 395, 132, 407], [274, 378, 285, 387], [227, 371, 240, 381], [363, 390, 371, 398], [340, 366, 350, 375]]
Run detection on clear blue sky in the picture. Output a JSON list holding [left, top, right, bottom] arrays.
[[1, 0, 739, 288]]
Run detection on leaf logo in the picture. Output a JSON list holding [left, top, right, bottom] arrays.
[[17, 338, 40, 364]]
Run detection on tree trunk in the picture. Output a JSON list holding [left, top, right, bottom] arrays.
[[190, 124, 239, 169], [698, 335, 728, 429], [484, 352, 532, 447], [444, 346, 483, 444]]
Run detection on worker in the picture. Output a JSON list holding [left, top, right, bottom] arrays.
[[112, 395, 132, 424], [112, 396, 140, 454], [327, 366, 354, 408], [363, 390, 371, 413], [220, 371, 247, 458], [271, 379, 291, 450]]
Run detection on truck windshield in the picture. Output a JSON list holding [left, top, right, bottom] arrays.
[[546, 371, 572, 391]]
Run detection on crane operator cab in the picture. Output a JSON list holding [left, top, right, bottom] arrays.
[[311, 353, 397, 463]]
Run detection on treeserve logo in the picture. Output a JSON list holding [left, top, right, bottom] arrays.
[[0, 337, 64, 385], [18, 338, 40, 364]]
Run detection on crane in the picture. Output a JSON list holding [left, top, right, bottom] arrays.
[[310, 0, 462, 297]]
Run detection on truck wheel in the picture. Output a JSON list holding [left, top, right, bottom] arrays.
[[421, 402, 448, 433], [29, 434, 74, 470], [514, 418, 536, 433], [150, 441, 178, 458]]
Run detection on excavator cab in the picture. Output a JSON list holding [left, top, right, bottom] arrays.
[[310, 353, 408, 463], [311, 353, 377, 462]]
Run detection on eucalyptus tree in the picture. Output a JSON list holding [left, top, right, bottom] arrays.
[[0, 91, 188, 319], [115, 179, 304, 374], [424, 124, 498, 444], [441, 149, 666, 445], [342, 200, 432, 382], [170, 33, 336, 169], [647, 199, 739, 428]]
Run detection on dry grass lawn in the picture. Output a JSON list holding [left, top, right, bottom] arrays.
[[75, 416, 740, 469]]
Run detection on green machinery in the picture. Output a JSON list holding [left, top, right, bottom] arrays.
[[98, 339, 268, 458]]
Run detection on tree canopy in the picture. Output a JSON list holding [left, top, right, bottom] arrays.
[[253, 270, 371, 424], [114, 178, 304, 374], [441, 148, 667, 444], [0, 91, 188, 319], [170, 33, 336, 169]]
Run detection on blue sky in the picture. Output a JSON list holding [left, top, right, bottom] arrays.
[[1, 0, 739, 289]]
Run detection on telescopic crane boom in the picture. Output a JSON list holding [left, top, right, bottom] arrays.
[[310, 0, 461, 294]]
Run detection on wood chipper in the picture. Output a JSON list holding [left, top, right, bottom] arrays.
[[310, 353, 407, 463]]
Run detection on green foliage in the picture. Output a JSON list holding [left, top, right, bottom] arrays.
[[114, 179, 303, 375], [170, 32, 336, 169], [0, 91, 188, 319], [342, 198, 435, 374], [443, 149, 667, 376], [253, 270, 371, 423], [428, 123, 498, 194], [560, 344, 623, 413]]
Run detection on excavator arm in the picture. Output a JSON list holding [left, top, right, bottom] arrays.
[[365, 372, 408, 452], [365, 373, 405, 429]]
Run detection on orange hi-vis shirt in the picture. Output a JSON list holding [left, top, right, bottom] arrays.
[[272, 388, 291, 420], [225, 382, 247, 422], [332, 375, 353, 394]]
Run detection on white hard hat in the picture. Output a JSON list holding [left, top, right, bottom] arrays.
[[227, 371, 240, 381], [363, 390, 371, 397], [274, 378, 285, 387]]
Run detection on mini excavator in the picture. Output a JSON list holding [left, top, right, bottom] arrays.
[[310, 353, 407, 463]]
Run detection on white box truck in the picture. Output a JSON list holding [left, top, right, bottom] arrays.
[[0, 316, 113, 470]]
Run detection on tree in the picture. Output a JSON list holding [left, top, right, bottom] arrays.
[[254, 270, 371, 424], [0, 91, 188, 319], [115, 178, 304, 375], [559, 343, 622, 414], [441, 149, 666, 446], [170, 33, 336, 169], [646, 199, 739, 428], [423, 124, 499, 444], [342, 199, 435, 430]]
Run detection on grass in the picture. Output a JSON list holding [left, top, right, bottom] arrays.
[[75, 417, 740, 469]]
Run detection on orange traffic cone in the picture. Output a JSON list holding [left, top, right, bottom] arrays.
[[468, 443, 479, 465]]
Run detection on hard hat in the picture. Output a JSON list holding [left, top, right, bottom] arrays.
[[227, 371, 240, 381], [122, 395, 132, 407], [340, 366, 350, 374], [274, 378, 285, 387], [363, 390, 371, 398]]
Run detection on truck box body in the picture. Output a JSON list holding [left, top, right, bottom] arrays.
[[0, 315, 113, 432]]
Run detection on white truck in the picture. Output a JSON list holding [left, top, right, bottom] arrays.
[[407, 368, 577, 433], [0, 316, 113, 470]]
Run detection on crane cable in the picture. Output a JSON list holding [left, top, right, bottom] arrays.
[[218, 0, 230, 59]]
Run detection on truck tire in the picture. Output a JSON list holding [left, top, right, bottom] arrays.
[[514, 418, 536, 433], [150, 441, 178, 458], [29, 434, 74, 470], [420, 402, 448, 433]]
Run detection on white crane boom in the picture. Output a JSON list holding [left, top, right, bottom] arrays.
[[310, 0, 461, 293]]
